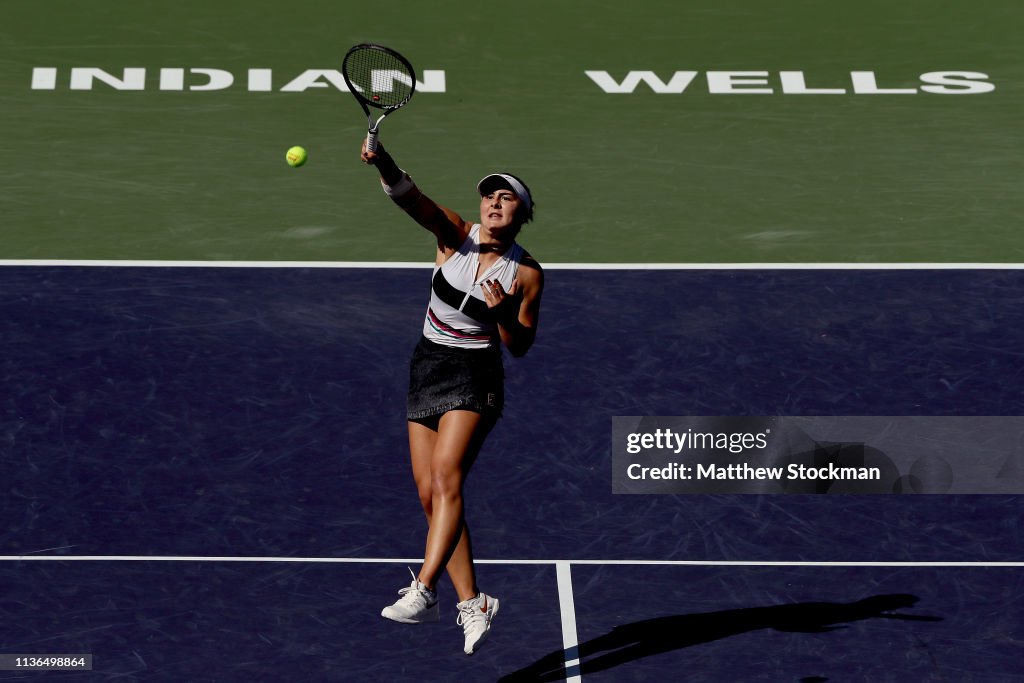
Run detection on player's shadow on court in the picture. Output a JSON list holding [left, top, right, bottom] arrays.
[[499, 594, 941, 682]]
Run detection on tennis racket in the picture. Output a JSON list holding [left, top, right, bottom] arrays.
[[342, 43, 416, 153]]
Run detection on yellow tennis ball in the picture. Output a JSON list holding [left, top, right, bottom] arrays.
[[286, 146, 307, 168]]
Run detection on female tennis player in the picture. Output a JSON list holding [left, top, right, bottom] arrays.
[[360, 139, 544, 655]]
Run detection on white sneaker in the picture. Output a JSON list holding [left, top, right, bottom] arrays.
[[381, 568, 439, 624], [456, 592, 499, 655]]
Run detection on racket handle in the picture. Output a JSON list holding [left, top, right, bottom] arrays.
[[366, 128, 379, 153]]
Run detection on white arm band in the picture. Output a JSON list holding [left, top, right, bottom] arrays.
[[381, 172, 418, 200]]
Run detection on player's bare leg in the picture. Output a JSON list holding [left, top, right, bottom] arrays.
[[413, 410, 491, 601], [407, 417, 481, 601]]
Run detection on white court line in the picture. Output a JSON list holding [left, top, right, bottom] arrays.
[[555, 561, 583, 683], [0, 260, 431, 269], [1, 556, 1021, 566], [2, 260, 1024, 270], [510, 559, 1024, 567]]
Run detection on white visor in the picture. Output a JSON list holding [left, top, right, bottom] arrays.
[[477, 173, 532, 214]]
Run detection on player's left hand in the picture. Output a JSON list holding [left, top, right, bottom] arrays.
[[482, 279, 520, 312]]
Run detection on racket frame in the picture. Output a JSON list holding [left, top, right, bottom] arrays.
[[342, 43, 417, 153]]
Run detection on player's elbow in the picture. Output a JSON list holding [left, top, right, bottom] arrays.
[[506, 331, 536, 358], [508, 343, 531, 358]]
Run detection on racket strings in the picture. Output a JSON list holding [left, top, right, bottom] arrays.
[[344, 48, 415, 108]]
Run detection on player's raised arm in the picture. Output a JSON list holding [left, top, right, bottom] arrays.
[[361, 140, 472, 254]]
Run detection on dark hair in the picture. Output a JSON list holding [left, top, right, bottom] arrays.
[[503, 172, 535, 225]]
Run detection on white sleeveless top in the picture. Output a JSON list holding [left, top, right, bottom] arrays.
[[422, 224, 524, 349]]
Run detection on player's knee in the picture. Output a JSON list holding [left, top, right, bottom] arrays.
[[430, 470, 463, 501], [418, 491, 434, 517], [414, 480, 434, 514]]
